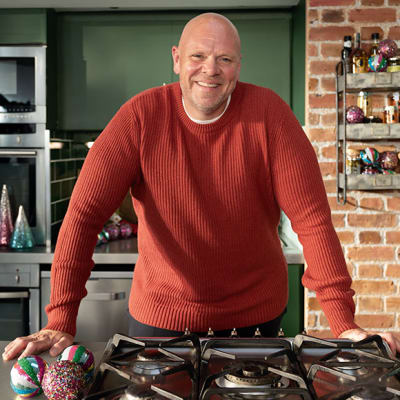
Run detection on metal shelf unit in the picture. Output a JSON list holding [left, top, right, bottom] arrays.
[[336, 63, 400, 204]]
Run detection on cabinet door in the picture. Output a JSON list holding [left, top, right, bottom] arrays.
[[57, 12, 291, 130], [280, 264, 304, 336]]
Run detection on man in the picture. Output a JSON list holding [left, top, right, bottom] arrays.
[[3, 12, 399, 361]]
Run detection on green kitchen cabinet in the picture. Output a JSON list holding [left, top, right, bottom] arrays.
[[280, 263, 304, 336], [56, 11, 291, 130], [0, 9, 47, 44]]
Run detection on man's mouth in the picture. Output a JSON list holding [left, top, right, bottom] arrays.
[[196, 81, 219, 88]]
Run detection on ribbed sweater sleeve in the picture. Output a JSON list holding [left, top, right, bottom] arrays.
[[265, 90, 359, 336], [44, 100, 141, 335]]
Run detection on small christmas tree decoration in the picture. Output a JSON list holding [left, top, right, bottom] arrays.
[[10, 205, 35, 249], [0, 184, 13, 246]]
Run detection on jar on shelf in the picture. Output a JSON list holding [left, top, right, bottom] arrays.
[[346, 148, 361, 175], [387, 53, 400, 72]]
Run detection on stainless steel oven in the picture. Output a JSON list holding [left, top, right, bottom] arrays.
[[0, 264, 40, 340], [0, 44, 46, 148], [0, 132, 51, 246]]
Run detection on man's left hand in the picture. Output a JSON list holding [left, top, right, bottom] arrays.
[[339, 328, 400, 356]]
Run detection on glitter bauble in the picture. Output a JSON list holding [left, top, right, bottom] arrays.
[[57, 345, 95, 385], [368, 53, 388, 72], [378, 39, 398, 59], [42, 361, 85, 400], [104, 223, 120, 240], [360, 147, 380, 165], [96, 229, 109, 246], [119, 221, 133, 238], [346, 106, 364, 124], [10, 355, 48, 398], [379, 151, 398, 170]]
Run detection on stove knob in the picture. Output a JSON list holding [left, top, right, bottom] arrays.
[[278, 328, 285, 337], [253, 328, 262, 337], [184, 327, 191, 335], [207, 327, 215, 337], [230, 328, 238, 337]]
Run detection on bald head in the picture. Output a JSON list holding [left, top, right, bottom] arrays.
[[171, 12, 241, 120], [179, 13, 241, 55]]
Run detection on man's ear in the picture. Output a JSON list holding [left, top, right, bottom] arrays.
[[172, 46, 180, 75]]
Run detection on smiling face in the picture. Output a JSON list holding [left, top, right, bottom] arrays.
[[172, 14, 241, 120]]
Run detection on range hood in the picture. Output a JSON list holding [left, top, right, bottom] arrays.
[[0, 0, 300, 10]]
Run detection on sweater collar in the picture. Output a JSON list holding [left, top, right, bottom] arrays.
[[172, 82, 243, 133]]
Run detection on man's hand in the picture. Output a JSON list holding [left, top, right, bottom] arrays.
[[2, 330, 74, 361], [339, 328, 400, 356]]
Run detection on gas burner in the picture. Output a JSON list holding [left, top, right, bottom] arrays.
[[352, 387, 395, 400], [137, 350, 167, 362], [334, 351, 368, 376], [216, 362, 289, 389], [131, 351, 177, 377]]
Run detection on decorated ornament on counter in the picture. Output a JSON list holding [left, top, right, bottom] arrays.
[[96, 229, 109, 246], [42, 361, 85, 400], [104, 223, 120, 240], [119, 220, 133, 238], [10, 205, 35, 249], [346, 106, 364, 124], [360, 147, 380, 166], [57, 345, 95, 385], [0, 184, 13, 246], [378, 38, 398, 59], [368, 53, 388, 72], [379, 151, 398, 170], [10, 355, 48, 398]]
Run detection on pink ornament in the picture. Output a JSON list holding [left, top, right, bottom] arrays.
[[379, 151, 398, 170], [378, 39, 398, 59], [346, 106, 364, 124], [104, 223, 120, 240], [0, 184, 13, 246], [119, 221, 132, 238]]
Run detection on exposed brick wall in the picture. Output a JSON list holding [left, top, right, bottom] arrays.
[[305, 0, 400, 337]]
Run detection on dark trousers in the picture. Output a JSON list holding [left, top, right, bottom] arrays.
[[128, 308, 286, 338]]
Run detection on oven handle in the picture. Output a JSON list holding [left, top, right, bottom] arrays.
[[85, 292, 126, 301], [0, 291, 29, 299], [0, 150, 37, 156]]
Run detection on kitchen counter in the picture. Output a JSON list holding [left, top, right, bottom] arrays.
[[0, 341, 106, 399], [0, 237, 304, 265]]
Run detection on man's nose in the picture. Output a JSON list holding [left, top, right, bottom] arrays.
[[202, 57, 220, 75]]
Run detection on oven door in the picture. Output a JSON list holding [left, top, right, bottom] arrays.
[[0, 146, 50, 246], [0, 45, 46, 123]]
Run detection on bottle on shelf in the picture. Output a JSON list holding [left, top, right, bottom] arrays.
[[352, 33, 368, 73], [341, 35, 353, 74], [346, 148, 361, 175], [369, 32, 380, 58], [384, 93, 399, 124], [357, 91, 372, 119]]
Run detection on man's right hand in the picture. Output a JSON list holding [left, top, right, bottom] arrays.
[[2, 329, 74, 361]]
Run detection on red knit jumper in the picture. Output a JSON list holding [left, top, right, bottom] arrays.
[[45, 82, 359, 337]]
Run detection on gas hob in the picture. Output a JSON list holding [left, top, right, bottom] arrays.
[[82, 332, 400, 400]]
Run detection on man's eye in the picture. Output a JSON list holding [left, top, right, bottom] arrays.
[[220, 57, 232, 63], [192, 54, 203, 59]]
